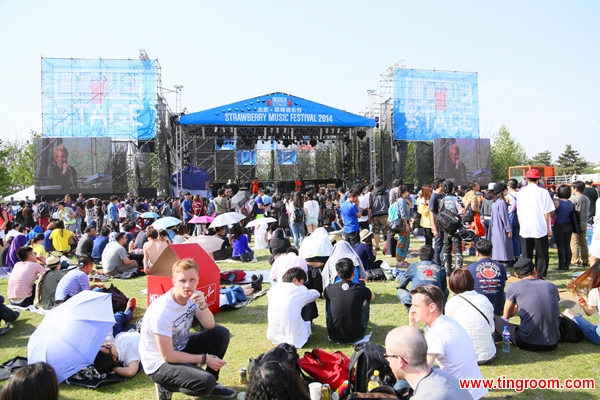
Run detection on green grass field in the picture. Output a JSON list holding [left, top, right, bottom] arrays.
[[1, 238, 599, 400]]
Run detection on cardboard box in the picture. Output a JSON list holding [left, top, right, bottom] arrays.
[[147, 243, 221, 314]]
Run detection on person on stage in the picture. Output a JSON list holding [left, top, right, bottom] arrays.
[[47, 145, 78, 190]]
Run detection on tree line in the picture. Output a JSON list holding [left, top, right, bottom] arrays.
[[0, 131, 35, 198]]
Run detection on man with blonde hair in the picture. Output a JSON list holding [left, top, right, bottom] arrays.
[[139, 258, 235, 399], [47, 144, 78, 190]]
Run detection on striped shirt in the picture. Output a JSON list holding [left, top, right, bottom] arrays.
[[54, 268, 90, 301], [7, 261, 45, 299]]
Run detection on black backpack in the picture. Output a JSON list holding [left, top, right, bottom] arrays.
[[38, 202, 50, 218], [248, 342, 300, 377], [348, 343, 396, 393], [294, 208, 305, 223], [436, 197, 462, 234]]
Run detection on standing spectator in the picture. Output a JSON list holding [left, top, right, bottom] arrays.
[[303, 192, 320, 235], [552, 185, 574, 271], [516, 169, 555, 277], [583, 180, 598, 223], [506, 179, 520, 264], [340, 189, 361, 248], [439, 180, 464, 276], [56, 201, 76, 233], [467, 240, 507, 316], [570, 181, 591, 267], [369, 180, 390, 250], [486, 182, 513, 264], [417, 185, 433, 246], [214, 189, 229, 216], [288, 191, 306, 248], [37, 196, 51, 231], [84, 199, 97, 230], [181, 192, 194, 233], [494, 258, 560, 351], [106, 196, 120, 233], [445, 269, 496, 364], [429, 178, 446, 267], [395, 184, 413, 265]]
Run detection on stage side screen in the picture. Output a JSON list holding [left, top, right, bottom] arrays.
[[393, 69, 479, 141], [34, 138, 113, 195], [41, 58, 157, 140], [433, 138, 491, 187]]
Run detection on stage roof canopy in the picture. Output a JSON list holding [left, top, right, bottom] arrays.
[[178, 92, 375, 128]]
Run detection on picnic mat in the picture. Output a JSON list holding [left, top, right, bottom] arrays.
[[219, 269, 272, 284], [66, 364, 143, 389]]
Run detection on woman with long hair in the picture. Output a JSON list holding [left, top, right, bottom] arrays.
[[552, 184, 574, 271], [303, 191, 320, 234], [231, 223, 255, 262], [395, 184, 411, 266], [84, 199, 97, 230], [486, 182, 513, 263], [418, 185, 433, 246], [288, 191, 305, 248], [49, 220, 73, 253], [564, 260, 600, 344]]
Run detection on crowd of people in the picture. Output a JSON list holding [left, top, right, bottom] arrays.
[[1, 170, 600, 399]]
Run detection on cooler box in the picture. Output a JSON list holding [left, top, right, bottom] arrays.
[[147, 243, 221, 314]]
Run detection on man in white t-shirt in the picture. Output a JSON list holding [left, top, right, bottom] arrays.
[[409, 284, 488, 400], [267, 267, 320, 348], [357, 185, 371, 231], [139, 259, 235, 399], [516, 169, 555, 277]]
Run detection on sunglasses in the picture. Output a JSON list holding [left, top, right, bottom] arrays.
[[383, 354, 409, 365]]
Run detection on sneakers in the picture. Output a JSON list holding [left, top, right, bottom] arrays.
[[127, 298, 137, 312], [155, 383, 172, 400], [251, 274, 264, 292], [211, 383, 236, 399]]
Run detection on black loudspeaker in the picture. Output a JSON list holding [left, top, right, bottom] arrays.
[[138, 188, 158, 199]]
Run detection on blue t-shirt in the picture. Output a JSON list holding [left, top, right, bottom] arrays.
[[554, 199, 572, 224], [467, 258, 507, 315], [255, 196, 264, 215], [91, 236, 109, 261], [397, 260, 447, 304], [182, 199, 193, 221], [340, 201, 359, 233], [43, 230, 54, 252]]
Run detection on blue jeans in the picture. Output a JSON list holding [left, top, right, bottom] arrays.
[[239, 250, 255, 262], [112, 309, 133, 338], [573, 315, 600, 345], [291, 222, 305, 248], [433, 231, 444, 266]]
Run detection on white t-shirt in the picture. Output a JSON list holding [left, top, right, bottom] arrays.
[[115, 331, 141, 367], [267, 282, 320, 348], [445, 291, 496, 363], [358, 193, 370, 222], [426, 315, 488, 400], [588, 287, 600, 338], [304, 200, 320, 221], [516, 184, 555, 238], [139, 289, 197, 374]]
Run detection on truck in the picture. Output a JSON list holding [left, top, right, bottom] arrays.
[[508, 165, 600, 187]]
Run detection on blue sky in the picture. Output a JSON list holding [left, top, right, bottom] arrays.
[[0, 0, 598, 162]]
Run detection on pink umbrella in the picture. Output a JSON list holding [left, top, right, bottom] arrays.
[[189, 215, 214, 224]]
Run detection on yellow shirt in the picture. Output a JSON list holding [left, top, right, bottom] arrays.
[[49, 229, 73, 252], [32, 243, 47, 259]]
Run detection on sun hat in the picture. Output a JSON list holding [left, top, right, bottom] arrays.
[[45, 255, 61, 268], [359, 229, 373, 242]]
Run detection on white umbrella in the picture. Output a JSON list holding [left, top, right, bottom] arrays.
[[209, 212, 247, 229], [245, 217, 277, 229], [185, 235, 225, 254], [27, 291, 116, 383], [152, 216, 183, 231]]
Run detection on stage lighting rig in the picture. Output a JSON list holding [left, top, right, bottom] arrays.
[[309, 138, 317, 147], [282, 139, 292, 148], [357, 130, 366, 140], [216, 137, 224, 147]]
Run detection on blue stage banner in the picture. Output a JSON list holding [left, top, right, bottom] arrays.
[[42, 58, 157, 140], [237, 150, 257, 165], [277, 150, 297, 165], [215, 139, 236, 151], [393, 69, 479, 141], [179, 93, 376, 128]]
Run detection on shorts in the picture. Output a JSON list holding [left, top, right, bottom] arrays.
[[371, 214, 389, 235], [305, 218, 318, 226]]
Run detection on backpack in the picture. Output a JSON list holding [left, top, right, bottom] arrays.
[[101, 284, 129, 313], [248, 342, 300, 377], [220, 269, 246, 283], [294, 207, 305, 223], [462, 204, 474, 223], [348, 343, 396, 393], [38, 202, 50, 218], [436, 197, 462, 234]]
